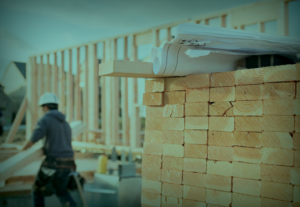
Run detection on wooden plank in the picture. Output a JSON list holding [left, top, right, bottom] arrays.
[[162, 168, 182, 184], [185, 103, 208, 116], [233, 177, 261, 196], [165, 77, 186, 91], [206, 174, 231, 192], [163, 144, 184, 157], [208, 146, 233, 161], [163, 104, 184, 118], [186, 73, 210, 89], [183, 185, 206, 202], [0, 142, 43, 182], [184, 144, 207, 159], [143, 93, 163, 106], [161, 196, 182, 207], [26, 57, 36, 140], [262, 148, 293, 166], [185, 117, 208, 130], [211, 71, 235, 87], [141, 191, 161, 206], [208, 131, 233, 147], [152, 29, 159, 47], [183, 171, 206, 187], [233, 101, 263, 116], [209, 102, 233, 116], [263, 82, 295, 100], [53, 52, 58, 95], [67, 49, 74, 122], [232, 162, 260, 180], [46, 54, 51, 92], [261, 181, 292, 201], [142, 179, 161, 194], [183, 158, 206, 173], [164, 91, 185, 105], [209, 117, 234, 131], [262, 132, 293, 149], [99, 61, 169, 78], [264, 64, 296, 82], [261, 164, 291, 184], [236, 85, 263, 101], [145, 79, 165, 93], [235, 68, 263, 85], [60, 51, 66, 114], [263, 115, 294, 132], [233, 132, 261, 148], [232, 193, 260, 207], [235, 116, 262, 132], [263, 99, 295, 115], [233, 147, 262, 164], [207, 160, 232, 177], [210, 87, 235, 102], [142, 154, 162, 169], [162, 182, 183, 198], [121, 77, 129, 146], [163, 130, 184, 144], [185, 130, 207, 145], [5, 98, 27, 143], [163, 156, 183, 171], [87, 43, 99, 142], [206, 189, 231, 206], [186, 88, 209, 103], [75, 48, 81, 121]]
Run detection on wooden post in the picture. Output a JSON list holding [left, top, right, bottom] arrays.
[[87, 43, 98, 142], [83, 46, 89, 142], [26, 57, 37, 140], [60, 51, 66, 114], [101, 42, 106, 144], [104, 40, 111, 145], [277, 1, 289, 36], [167, 27, 172, 42], [75, 47, 82, 141], [5, 98, 27, 143], [67, 49, 74, 122], [221, 15, 226, 27], [121, 36, 129, 146], [130, 35, 140, 148], [46, 54, 51, 92], [205, 19, 209, 25], [53, 52, 58, 95], [258, 22, 265, 33], [152, 29, 159, 47]]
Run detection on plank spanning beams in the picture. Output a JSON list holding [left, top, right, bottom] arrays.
[[99, 60, 169, 78]]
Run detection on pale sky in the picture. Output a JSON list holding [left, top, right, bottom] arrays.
[[0, 0, 300, 80]]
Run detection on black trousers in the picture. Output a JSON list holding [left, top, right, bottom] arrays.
[[33, 157, 77, 207]]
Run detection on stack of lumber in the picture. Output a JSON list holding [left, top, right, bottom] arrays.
[[141, 64, 300, 207]]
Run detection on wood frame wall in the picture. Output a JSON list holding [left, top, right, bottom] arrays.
[[24, 0, 290, 149]]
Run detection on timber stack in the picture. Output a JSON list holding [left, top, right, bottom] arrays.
[[141, 64, 300, 207]]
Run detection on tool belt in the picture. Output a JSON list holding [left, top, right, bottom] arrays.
[[34, 156, 84, 197]]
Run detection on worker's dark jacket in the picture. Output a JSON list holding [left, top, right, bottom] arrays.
[[31, 110, 76, 196]]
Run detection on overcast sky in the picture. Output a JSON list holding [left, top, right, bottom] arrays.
[[0, 0, 299, 80]]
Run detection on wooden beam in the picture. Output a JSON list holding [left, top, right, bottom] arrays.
[[0, 142, 44, 182], [75, 48, 81, 121], [258, 22, 265, 33], [121, 37, 129, 146], [167, 27, 172, 42], [46, 54, 51, 92], [26, 57, 36, 140], [221, 15, 226, 27], [67, 49, 74, 122], [99, 60, 168, 78], [152, 29, 159, 47], [101, 42, 106, 144], [87, 43, 98, 142], [111, 39, 119, 145], [5, 98, 27, 143], [53, 52, 58, 95], [104, 40, 111, 145], [60, 51, 66, 114], [277, 1, 289, 36]]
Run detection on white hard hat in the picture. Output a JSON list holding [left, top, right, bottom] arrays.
[[38, 92, 60, 106]]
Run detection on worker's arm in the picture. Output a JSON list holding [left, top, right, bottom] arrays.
[[23, 118, 47, 150]]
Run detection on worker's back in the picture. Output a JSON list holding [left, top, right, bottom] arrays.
[[31, 110, 74, 158]]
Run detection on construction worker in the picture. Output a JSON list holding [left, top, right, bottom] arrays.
[[23, 92, 77, 207]]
